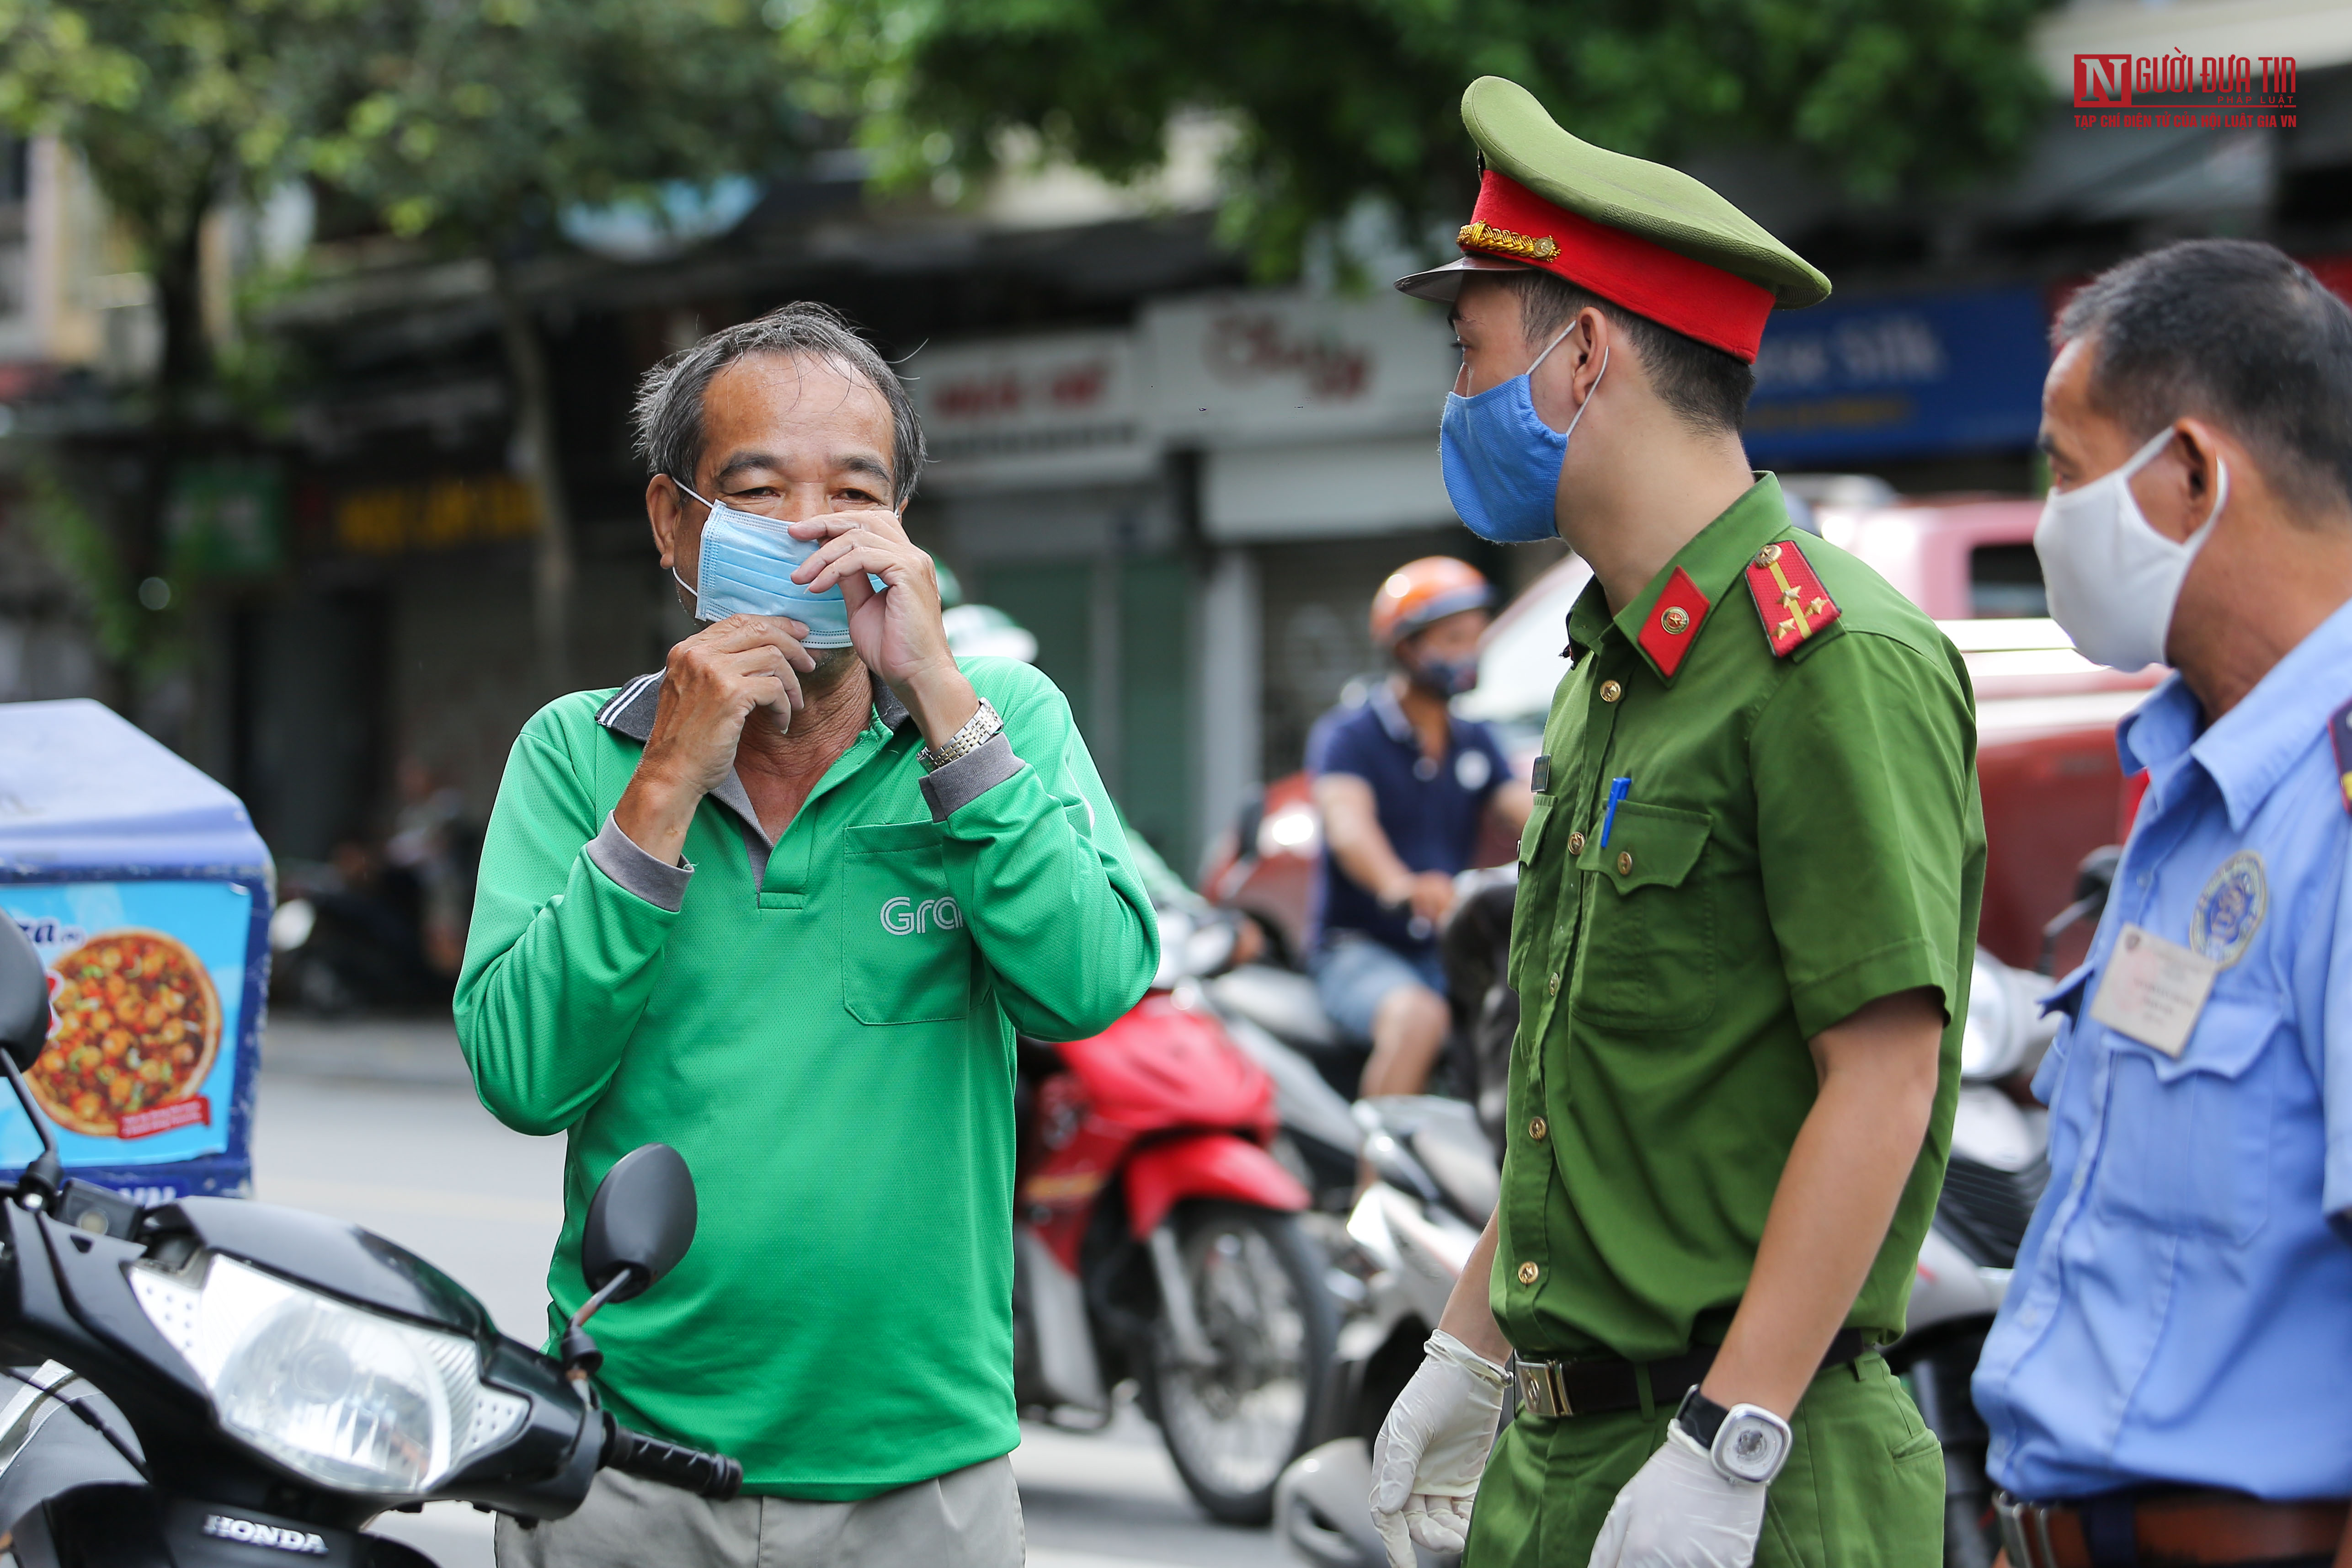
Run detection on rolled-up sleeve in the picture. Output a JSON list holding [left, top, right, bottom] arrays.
[[455, 713, 679, 1136], [934, 669, 1158, 1041], [1749, 630, 1983, 1038]]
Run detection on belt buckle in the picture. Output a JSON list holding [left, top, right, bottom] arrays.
[[1510, 1359, 1569, 1419], [1993, 1493, 2056, 1568]]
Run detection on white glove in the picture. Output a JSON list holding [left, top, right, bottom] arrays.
[[1368, 1331, 1507, 1567], [1586, 1421, 1767, 1568]]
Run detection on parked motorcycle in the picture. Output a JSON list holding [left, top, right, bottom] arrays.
[[1275, 1094, 1492, 1568], [1203, 963, 1365, 1214], [1012, 904, 1340, 1524], [1890, 847, 2117, 1568], [0, 917, 736, 1565]]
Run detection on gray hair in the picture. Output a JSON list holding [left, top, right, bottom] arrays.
[[630, 301, 926, 505]]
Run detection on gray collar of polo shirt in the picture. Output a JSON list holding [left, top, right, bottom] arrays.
[[593, 668, 915, 870]]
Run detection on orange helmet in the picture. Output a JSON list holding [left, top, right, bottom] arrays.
[[1370, 557, 1494, 647]]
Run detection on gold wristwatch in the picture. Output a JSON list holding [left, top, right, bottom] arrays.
[[918, 697, 1003, 771]]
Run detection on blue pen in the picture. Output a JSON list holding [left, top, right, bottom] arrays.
[[1600, 777, 1632, 848]]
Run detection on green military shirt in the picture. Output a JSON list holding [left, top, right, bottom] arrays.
[[1495, 475, 1985, 1362]]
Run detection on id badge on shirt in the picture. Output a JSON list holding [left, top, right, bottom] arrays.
[[2088, 923, 2218, 1058]]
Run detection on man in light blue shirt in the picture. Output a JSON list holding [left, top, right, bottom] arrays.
[[1973, 240, 2352, 1566]]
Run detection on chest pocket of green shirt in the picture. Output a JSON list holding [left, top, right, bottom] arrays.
[[841, 821, 974, 1025], [1573, 801, 1715, 1029]]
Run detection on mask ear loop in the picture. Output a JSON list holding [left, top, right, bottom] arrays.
[[1524, 320, 1606, 439], [667, 473, 714, 615], [2118, 427, 2232, 544]]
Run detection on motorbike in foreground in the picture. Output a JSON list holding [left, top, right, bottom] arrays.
[[0, 917, 736, 1565], [1012, 904, 1340, 1524]]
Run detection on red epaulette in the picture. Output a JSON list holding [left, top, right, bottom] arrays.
[[1743, 540, 1841, 658]]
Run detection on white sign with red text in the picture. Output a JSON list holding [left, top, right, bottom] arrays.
[[904, 331, 1151, 493], [1138, 288, 1458, 448]]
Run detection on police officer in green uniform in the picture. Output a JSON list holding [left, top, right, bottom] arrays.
[[1365, 79, 1985, 1568]]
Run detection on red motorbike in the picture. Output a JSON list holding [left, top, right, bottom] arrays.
[[1013, 909, 1338, 1523]]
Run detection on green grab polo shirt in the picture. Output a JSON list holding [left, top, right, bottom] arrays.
[[1496, 476, 1985, 1363], [455, 657, 1157, 1498]]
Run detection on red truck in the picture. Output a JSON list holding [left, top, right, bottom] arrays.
[[1204, 493, 2160, 976]]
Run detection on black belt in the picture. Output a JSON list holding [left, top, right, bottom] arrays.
[[1509, 1328, 1870, 1420]]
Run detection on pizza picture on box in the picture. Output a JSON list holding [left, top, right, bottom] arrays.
[[37, 929, 219, 1137]]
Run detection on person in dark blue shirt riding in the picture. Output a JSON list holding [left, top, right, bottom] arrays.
[[1308, 557, 1531, 1099]]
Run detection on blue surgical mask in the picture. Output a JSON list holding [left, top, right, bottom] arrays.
[[672, 482, 882, 648], [1438, 334, 1605, 544]]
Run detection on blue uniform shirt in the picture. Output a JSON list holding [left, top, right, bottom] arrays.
[[1307, 684, 1507, 960], [1973, 595, 2352, 1500]]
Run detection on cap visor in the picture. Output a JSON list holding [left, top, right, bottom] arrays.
[[1392, 253, 1532, 303]]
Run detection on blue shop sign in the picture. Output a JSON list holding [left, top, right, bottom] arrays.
[[1745, 285, 2047, 464]]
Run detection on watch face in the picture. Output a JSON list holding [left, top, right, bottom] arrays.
[[1718, 1413, 1789, 1483]]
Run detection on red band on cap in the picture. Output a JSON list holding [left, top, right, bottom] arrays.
[[1459, 171, 1775, 363]]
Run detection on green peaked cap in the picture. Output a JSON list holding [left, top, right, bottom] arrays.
[[1462, 76, 1830, 309]]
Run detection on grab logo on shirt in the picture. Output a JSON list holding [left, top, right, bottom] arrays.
[[880, 896, 964, 935]]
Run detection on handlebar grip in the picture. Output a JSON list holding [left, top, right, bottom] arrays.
[[600, 1416, 743, 1501]]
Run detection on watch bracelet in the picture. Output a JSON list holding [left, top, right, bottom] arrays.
[[920, 697, 1002, 770]]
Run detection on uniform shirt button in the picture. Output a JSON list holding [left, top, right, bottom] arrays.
[[1518, 1261, 1541, 1285], [1529, 1116, 1548, 1141], [1600, 680, 1623, 703], [1547, 971, 1561, 996], [1567, 831, 1586, 855], [1617, 851, 1633, 876]]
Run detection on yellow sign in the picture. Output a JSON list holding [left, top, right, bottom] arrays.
[[335, 474, 539, 556]]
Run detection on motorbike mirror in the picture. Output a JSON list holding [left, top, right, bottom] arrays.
[[0, 917, 50, 1072], [581, 1143, 697, 1305], [2037, 843, 2126, 976], [2072, 845, 2121, 915]]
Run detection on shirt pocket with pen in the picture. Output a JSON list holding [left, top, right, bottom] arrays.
[[1571, 800, 1716, 1030], [840, 821, 976, 1025], [2092, 987, 2284, 1244]]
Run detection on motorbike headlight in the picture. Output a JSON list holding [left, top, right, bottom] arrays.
[[128, 1251, 529, 1495], [1960, 949, 2028, 1083]]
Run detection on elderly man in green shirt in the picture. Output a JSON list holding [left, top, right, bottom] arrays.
[[1367, 81, 1984, 1568], [458, 302, 1157, 1568]]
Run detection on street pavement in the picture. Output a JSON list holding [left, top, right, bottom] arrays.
[[254, 1017, 1296, 1568]]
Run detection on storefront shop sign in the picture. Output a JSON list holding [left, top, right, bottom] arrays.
[[167, 460, 283, 577], [333, 471, 539, 555], [1745, 285, 2048, 465], [1140, 289, 1457, 448], [906, 331, 1151, 493]]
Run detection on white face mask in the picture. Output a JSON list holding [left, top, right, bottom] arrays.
[[2033, 427, 2229, 671]]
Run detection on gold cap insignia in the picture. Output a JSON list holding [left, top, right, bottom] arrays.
[[1459, 221, 1560, 262]]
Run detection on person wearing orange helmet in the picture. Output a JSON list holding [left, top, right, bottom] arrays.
[[1307, 556, 1532, 1101]]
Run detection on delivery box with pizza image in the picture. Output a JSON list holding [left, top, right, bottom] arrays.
[[0, 701, 267, 1199]]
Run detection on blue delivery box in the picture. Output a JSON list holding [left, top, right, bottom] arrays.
[[0, 699, 268, 1202]]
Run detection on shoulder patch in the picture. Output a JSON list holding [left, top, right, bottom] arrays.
[[2331, 698, 2352, 815], [1744, 540, 1841, 658]]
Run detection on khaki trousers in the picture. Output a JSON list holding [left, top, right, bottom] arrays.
[[494, 1455, 1024, 1568]]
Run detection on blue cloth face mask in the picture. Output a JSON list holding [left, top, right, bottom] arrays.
[[1438, 331, 1605, 544], [672, 482, 885, 648]]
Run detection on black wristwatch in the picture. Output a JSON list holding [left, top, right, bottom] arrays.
[[1674, 1385, 1792, 1484]]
